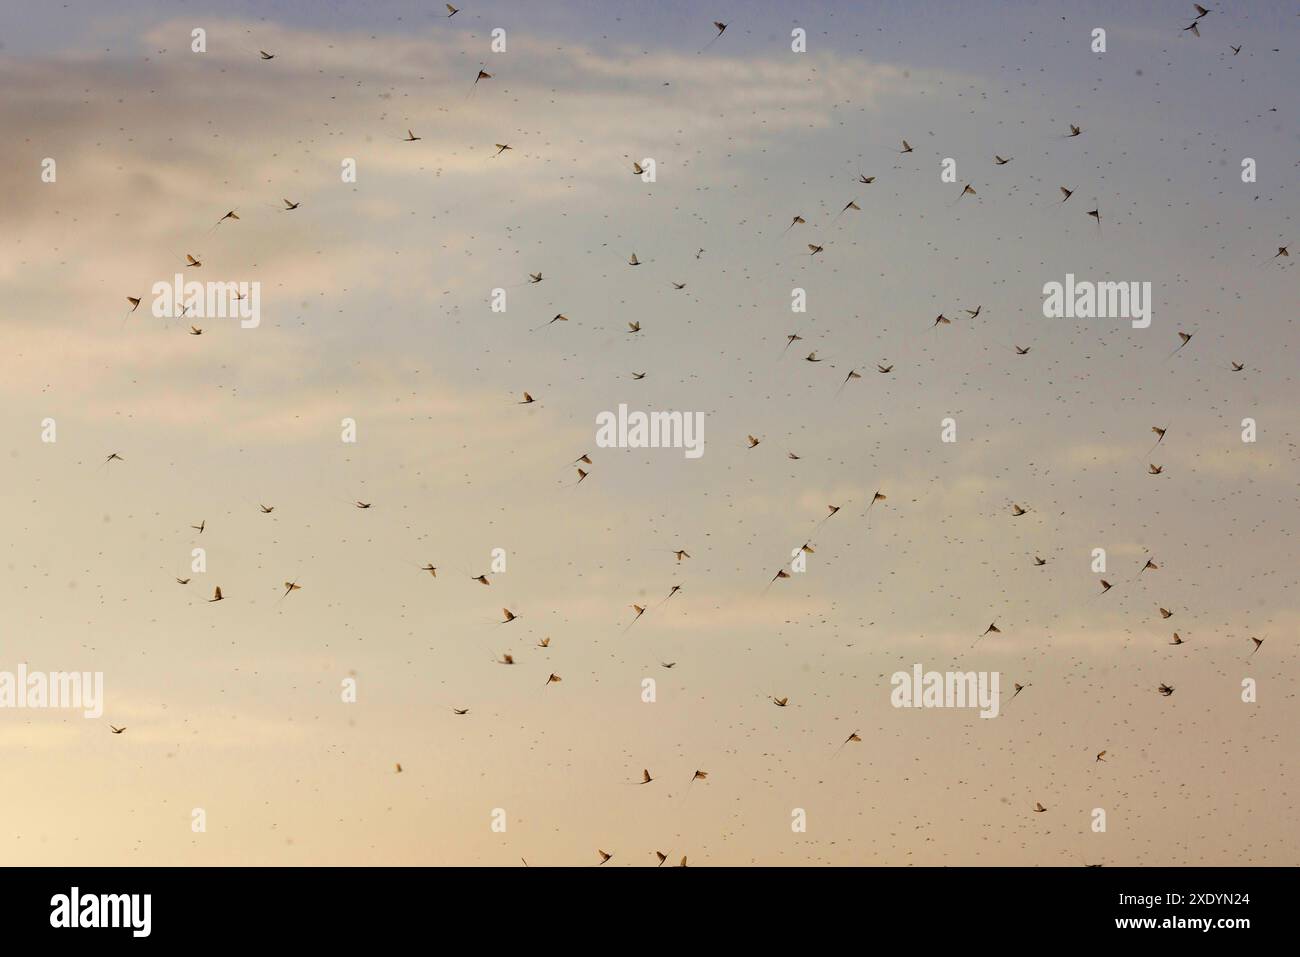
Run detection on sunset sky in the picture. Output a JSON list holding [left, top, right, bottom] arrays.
[[1, 0, 1296, 866]]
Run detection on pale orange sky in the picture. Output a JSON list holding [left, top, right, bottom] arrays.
[[0, 1, 1296, 866]]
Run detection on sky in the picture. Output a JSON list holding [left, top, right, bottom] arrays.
[[0, 0, 1296, 866]]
